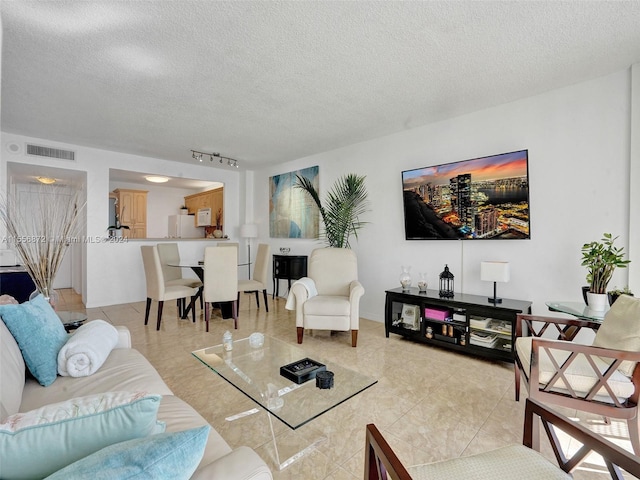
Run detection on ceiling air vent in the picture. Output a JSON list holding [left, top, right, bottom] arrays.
[[26, 144, 75, 161]]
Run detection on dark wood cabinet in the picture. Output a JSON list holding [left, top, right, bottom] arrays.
[[385, 287, 531, 363], [272, 255, 308, 298]]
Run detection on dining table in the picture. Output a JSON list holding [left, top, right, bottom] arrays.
[[168, 260, 249, 319]]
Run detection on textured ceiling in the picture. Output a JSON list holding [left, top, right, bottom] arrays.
[[2, 1, 640, 170]]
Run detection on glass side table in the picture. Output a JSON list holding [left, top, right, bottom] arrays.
[[546, 301, 607, 323], [57, 311, 88, 332]]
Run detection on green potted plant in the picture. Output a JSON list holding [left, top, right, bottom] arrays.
[[581, 233, 630, 310], [295, 173, 370, 248], [607, 286, 634, 306]]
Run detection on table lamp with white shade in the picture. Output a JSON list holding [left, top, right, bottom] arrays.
[[240, 224, 258, 276], [480, 261, 510, 304]]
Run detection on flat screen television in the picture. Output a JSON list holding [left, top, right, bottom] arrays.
[[401, 149, 530, 240]]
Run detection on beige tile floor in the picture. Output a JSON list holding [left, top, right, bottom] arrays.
[[59, 289, 637, 479]]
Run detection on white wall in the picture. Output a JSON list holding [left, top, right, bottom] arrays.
[[0, 133, 242, 307], [252, 69, 634, 322], [3, 68, 636, 314]]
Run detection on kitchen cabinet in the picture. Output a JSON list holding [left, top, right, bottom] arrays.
[[113, 189, 148, 238], [184, 187, 224, 226]]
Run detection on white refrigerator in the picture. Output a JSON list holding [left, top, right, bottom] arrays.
[[168, 215, 204, 238]]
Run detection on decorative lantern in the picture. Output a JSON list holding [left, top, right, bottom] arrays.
[[439, 264, 454, 298]]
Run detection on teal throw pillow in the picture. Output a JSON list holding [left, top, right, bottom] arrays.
[[0, 294, 67, 386], [45, 425, 211, 480], [0, 392, 164, 480]]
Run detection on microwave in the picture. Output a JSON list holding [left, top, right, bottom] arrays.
[[196, 208, 212, 227]]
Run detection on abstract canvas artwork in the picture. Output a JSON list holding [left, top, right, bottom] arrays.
[[269, 166, 319, 238]]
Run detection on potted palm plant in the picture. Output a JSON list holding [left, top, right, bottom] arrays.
[[295, 173, 370, 248], [581, 233, 630, 310]]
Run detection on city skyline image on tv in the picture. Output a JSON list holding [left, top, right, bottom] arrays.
[[402, 149, 530, 240]]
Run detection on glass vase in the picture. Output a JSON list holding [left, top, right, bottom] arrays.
[[29, 287, 60, 310], [399, 266, 412, 291], [418, 273, 428, 292]]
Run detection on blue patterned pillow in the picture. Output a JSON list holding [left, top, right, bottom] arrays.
[[0, 294, 67, 386], [0, 392, 164, 480], [44, 425, 210, 480]]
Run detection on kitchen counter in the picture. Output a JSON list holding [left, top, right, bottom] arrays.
[[86, 238, 240, 308]]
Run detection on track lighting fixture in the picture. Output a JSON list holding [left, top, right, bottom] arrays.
[[190, 149, 239, 168]]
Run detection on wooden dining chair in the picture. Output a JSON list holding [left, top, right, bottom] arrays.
[[514, 294, 640, 455], [365, 398, 640, 480], [237, 243, 270, 312], [203, 245, 238, 332], [140, 245, 198, 330]]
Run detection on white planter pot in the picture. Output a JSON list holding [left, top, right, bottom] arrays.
[[587, 292, 607, 311]]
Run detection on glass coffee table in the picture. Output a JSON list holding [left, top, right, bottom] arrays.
[[193, 335, 377, 469]]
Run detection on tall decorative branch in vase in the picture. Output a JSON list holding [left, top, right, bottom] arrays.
[[295, 173, 370, 248], [0, 184, 86, 308]]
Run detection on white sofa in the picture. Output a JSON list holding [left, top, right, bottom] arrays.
[[0, 319, 272, 479]]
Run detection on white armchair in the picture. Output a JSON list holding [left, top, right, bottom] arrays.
[[289, 248, 364, 347]]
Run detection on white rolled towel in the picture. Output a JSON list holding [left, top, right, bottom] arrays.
[[285, 278, 318, 310], [57, 320, 119, 377]]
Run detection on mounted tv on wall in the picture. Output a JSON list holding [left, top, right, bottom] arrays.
[[402, 149, 530, 240]]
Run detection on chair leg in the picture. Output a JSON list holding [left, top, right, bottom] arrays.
[[144, 298, 152, 325], [190, 296, 196, 323], [514, 364, 521, 401], [628, 415, 640, 456], [237, 292, 241, 312], [297, 327, 304, 344], [254, 291, 260, 308], [156, 301, 164, 331], [351, 330, 358, 347], [262, 289, 269, 312], [232, 300, 238, 329], [205, 302, 210, 332]]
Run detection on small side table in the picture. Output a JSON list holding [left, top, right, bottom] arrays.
[[546, 301, 607, 322], [272, 255, 307, 299], [58, 311, 88, 332]]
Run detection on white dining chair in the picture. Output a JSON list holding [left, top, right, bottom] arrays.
[[203, 245, 238, 332], [157, 243, 203, 316], [237, 243, 270, 312], [140, 245, 198, 330]]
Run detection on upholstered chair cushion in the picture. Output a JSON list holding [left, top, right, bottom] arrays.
[[308, 248, 358, 296], [304, 295, 351, 317], [408, 444, 571, 479], [593, 294, 640, 377]]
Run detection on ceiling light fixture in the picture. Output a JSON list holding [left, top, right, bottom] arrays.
[[145, 175, 169, 183], [190, 149, 239, 168], [36, 176, 56, 184]]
